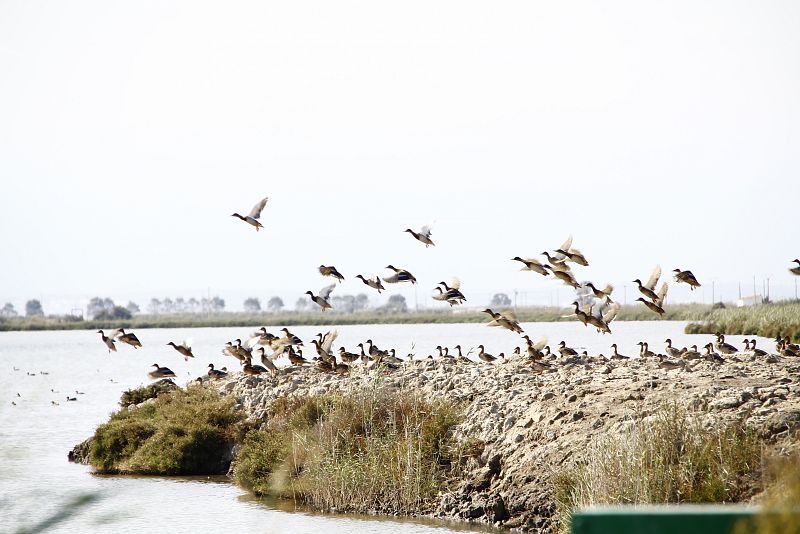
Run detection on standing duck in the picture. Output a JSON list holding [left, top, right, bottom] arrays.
[[207, 364, 227, 380], [682, 345, 702, 360], [637, 342, 656, 358], [287, 346, 310, 366], [148, 363, 176, 379], [477, 345, 497, 363], [318, 265, 345, 283], [306, 284, 335, 311], [714, 333, 739, 355], [256, 348, 279, 373], [404, 225, 435, 247], [743, 339, 768, 358], [664, 339, 684, 358], [673, 269, 701, 290], [96, 330, 117, 353], [231, 196, 269, 231], [558, 341, 578, 358], [167, 340, 194, 361], [355, 274, 385, 293], [610, 344, 628, 360]]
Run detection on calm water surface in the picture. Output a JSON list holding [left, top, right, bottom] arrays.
[[0, 321, 767, 533]]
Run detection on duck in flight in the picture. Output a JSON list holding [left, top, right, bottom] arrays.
[[231, 196, 269, 231]]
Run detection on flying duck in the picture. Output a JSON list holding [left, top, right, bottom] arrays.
[[790, 259, 800, 276], [673, 269, 701, 290], [231, 196, 269, 231], [404, 225, 435, 247], [167, 340, 194, 361], [511, 257, 549, 276], [116, 329, 142, 349], [355, 274, 385, 293], [319, 265, 345, 282], [96, 330, 117, 353], [306, 284, 335, 311], [634, 266, 662, 301], [382, 265, 417, 284]]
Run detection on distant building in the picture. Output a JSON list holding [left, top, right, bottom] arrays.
[[737, 295, 763, 307]]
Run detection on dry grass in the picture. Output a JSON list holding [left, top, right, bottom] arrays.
[[554, 404, 765, 533], [232, 388, 464, 514], [685, 303, 800, 342], [735, 453, 800, 534]]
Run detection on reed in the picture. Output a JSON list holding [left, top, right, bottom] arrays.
[[553, 403, 764, 534], [232, 388, 464, 514], [685, 303, 800, 342]]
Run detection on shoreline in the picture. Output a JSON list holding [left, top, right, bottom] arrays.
[[72, 351, 800, 532]]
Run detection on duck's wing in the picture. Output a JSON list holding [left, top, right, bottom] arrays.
[[655, 282, 669, 306], [645, 265, 662, 291], [182, 338, 193, 350], [499, 310, 518, 322], [321, 329, 339, 353], [244, 335, 262, 349], [419, 225, 433, 238], [532, 336, 548, 351], [602, 301, 621, 323], [108, 328, 124, 339], [248, 197, 269, 219], [450, 277, 461, 290], [602, 283, 614, 296], [319, 284, 336, 300], [553, 235, 573, 261]]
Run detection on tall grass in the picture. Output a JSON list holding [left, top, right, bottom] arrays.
[[737, 453, 800, 534], [233, 388, 464, 514], [89, 386, 244, 474], [554, 404, 764, 533], [685, 303, 800, 342]]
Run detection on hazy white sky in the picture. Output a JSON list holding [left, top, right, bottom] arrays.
[[1, 1, 799, 313]]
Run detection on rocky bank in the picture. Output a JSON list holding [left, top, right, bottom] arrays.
[[207, 353, 800, 532]]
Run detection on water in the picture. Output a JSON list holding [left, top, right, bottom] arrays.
[[0, 321, 766, 533]]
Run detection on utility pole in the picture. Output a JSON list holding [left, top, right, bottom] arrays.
[[514, 290, 518, 312], [766, 277, 770, 302], [712, 281, 715, 304]]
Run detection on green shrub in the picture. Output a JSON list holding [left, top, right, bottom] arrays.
[[89, 386, 243, 475], [119, 379, 177, 408]]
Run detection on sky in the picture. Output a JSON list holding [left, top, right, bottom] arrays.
[[1, 1, 799, 314]]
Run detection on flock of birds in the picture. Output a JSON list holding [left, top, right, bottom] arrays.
[[81, 195, 800, 384]]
